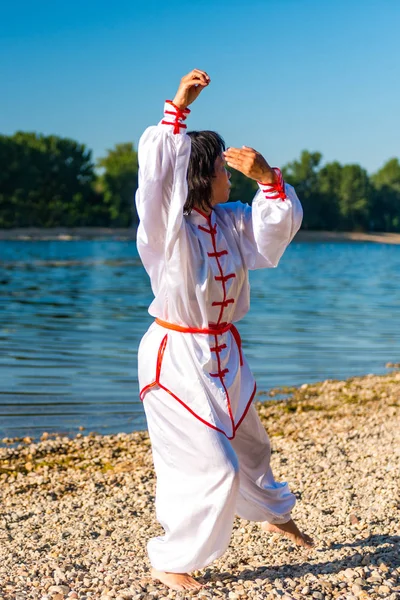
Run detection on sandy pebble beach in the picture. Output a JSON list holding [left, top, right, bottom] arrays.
[[1, 371, 399, 600]]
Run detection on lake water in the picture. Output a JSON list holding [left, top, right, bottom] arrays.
[[1, 239, 400, 445]]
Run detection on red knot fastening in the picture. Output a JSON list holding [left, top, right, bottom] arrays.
[[210, 343, 227, 353], [210, 368, 229, 378], [207, 250, 228, 258], [215, 273, 236, 282], [212, 298, 235, 308]]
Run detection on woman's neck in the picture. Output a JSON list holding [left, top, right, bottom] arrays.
[[193, 205, 212, 218]]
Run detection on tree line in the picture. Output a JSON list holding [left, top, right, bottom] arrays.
[[0, 132, 399, 231]]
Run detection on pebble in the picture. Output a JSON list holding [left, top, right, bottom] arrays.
[[0, 372, 399, 599]]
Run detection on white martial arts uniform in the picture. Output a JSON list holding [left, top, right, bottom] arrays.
[[135, 100, 303, 573]]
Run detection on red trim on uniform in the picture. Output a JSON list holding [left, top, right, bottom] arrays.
[[160, 120, 187, 133], [154, 318, 232, 335], [155, 334, 168, 382], [139, 381, 157, 401], [192, 206, 212, 219], [157, 382, 236, 439], [144, 379, 256, 441], [258, 167, 286, 201], [207, 250, 228, 258], [212, 298, 235, 308], [215, 273, 236, 282], [234, 382, 257, 430], [165, 100, 191, 115], [230, 323, 243, 366], [210, 368, 229, 378], [139, 333, 168, 401], [164, 110, 186, 118], [210, 343, 227, 353], [158, 378, 257, 440], [198, 224, 217, 235]]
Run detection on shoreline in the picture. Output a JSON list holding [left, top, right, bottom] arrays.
[[1, 227, 400, 244], [1, 370, 399, 599]]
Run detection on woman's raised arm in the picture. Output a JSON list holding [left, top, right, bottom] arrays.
[[135, 70, 210, 274]]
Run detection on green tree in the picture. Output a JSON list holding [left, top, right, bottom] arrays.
[[337, 164, 371, 231], [0, 132, 104, 227], [282, 150, 323, 229], [317, 161, 342, 230], [96, 143, 139, 226], [370, 158, 400, 231]]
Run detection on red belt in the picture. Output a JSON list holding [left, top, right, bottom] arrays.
[[155, 318, 243, 366]]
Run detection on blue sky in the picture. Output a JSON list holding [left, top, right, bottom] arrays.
[[1, 0, 399, 173]]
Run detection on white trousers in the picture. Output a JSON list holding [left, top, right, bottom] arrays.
[[143, 388, 296, 573]]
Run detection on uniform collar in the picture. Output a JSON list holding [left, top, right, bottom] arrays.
[[186, 206, 216, 227]]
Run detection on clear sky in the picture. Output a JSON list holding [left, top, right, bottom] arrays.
[[1, 0, 399, 173]]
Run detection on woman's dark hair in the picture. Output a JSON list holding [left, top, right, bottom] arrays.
[[185, 130, 226, 214]]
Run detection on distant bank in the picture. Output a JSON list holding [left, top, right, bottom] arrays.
[[1, 227, 400, 244]]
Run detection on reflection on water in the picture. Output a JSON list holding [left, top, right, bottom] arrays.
[[1, 239, 400, 445]]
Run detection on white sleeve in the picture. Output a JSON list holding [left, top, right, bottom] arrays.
[[135, 101, 192, 273], [229, 168, 303, 270]]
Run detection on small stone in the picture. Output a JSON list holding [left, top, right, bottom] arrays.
[[228, 594, 239, 600], [54, 569, 67, 584], [344, 569, 356, 579], [350, 513, 360, 525], [379, 586, 391, 594], [49, 585, 70, 595], [301, 587, 310, 596], [379, 563, 389, 572]]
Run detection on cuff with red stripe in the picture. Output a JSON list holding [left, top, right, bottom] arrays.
[[160, 100, 190, 134], [257, 168, 286, 201]]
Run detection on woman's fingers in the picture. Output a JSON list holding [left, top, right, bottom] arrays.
[[192, 69, 210, 83], [225, 158, 247, 171], [183, 70, 210, 86], [224, 147, 256, 158], [183, 77, 209, 90], [226, 148, 273, 181]]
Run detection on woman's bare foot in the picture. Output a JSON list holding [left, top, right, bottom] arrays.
[[151, 568, 203, 591], [261, 518, 314, 549]]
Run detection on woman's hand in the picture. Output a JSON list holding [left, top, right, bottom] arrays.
[[172, 69, 210, 110], [223, 146, 276, 184]]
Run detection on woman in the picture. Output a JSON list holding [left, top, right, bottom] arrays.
[[135, 69, 312, 592]]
